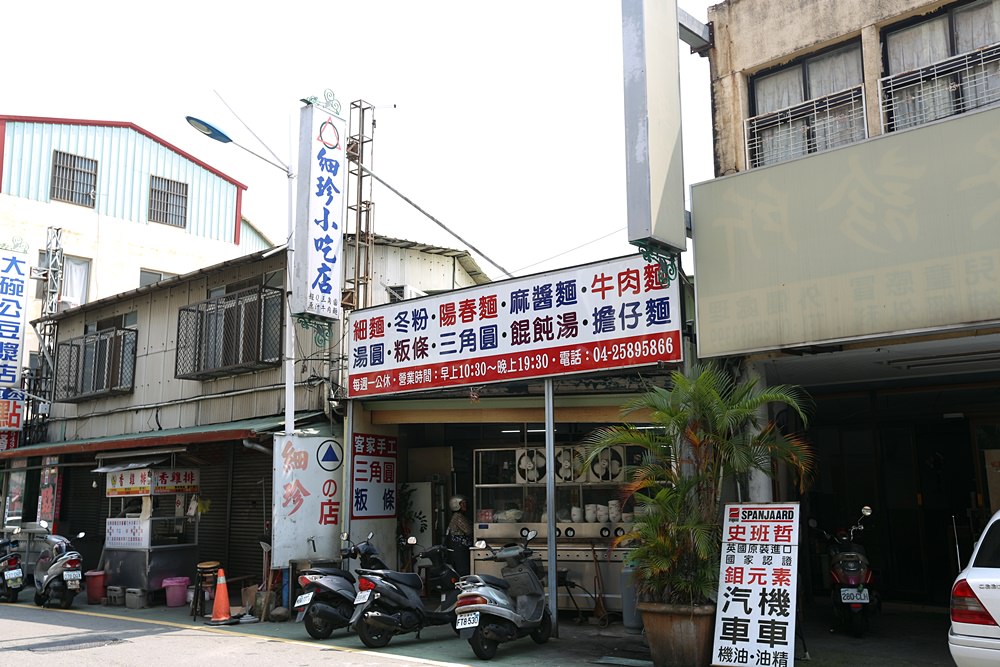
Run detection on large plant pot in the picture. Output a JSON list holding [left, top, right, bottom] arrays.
[[637, 602, 716, 667]]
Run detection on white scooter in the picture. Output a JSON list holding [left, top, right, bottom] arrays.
[[454, 528, 552, 660], [33, 520, 86, 609]]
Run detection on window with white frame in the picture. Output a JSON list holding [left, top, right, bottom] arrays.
[[746, 42, 866, 168], [139, 269, 176, 287], [882, 0, 1000, 131], [148, 175, 189, 228], [50, 150, 97, 207]]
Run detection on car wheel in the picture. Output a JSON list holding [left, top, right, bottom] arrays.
[[469, 627, 498, 660]]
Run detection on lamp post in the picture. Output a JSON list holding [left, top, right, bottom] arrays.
[[186, 115, 297, 435]]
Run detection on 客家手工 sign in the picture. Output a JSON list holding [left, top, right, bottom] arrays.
[[712, 503, 801, 667], [346, 254, 682, 397]]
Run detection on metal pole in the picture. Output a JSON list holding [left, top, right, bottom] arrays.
[[284, 167, 296, 435], [544, 378, 558, 637]]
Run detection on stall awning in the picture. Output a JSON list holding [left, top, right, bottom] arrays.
[[0, 411, 326, 461], [91, 456, 168, 473]]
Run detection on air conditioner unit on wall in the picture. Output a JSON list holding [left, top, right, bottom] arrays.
[[387, 284, 428, 303]]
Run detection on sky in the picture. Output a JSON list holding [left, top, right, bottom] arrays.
[[3, 0, 714, 280]]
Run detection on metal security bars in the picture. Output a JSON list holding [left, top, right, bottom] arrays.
[[54, 327, 137, 402], [175, 285, 283, 380], [745, 85, 867, 168], [880, 44, 1000, 132], [148, 175, 189, 228], [50, 150, 98, 208]]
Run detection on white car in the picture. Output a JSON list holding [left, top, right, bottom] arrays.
[[950, 509, 1000, 666]]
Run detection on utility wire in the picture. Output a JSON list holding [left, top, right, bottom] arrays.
[[511, 226, 628, 275]]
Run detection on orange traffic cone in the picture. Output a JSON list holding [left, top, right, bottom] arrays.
[[207, 567, 238, 625]]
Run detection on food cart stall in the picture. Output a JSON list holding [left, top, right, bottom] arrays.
[[470, 445, 636, 614], [101, 466, 200, 595]]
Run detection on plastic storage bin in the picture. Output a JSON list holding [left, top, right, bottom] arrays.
[[162, 576, 190, 607], [84, 570, 106, 605]]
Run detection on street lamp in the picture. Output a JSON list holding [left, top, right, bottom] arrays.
[[186, 115, 298, 435]]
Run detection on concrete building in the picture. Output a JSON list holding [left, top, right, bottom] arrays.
[[0, 115, 273, 353], [691, 0, 1000, 604], [0, 233, 488, 594]]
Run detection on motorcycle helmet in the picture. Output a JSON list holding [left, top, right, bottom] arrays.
[[449, 495, 467, 512]]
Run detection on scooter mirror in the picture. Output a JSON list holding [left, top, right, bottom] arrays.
[[76, 532, 86, 539], [12, 527, 20, 535], [39, 520, 50, 530], [367, 531, 374, 540], [474, 540, 487, 549], [807, 518, 818, 528], [525, 529, 538, 541], [861, 505, 872, 517], [340, 532, 349, 541], [406, 536, 417, 545]]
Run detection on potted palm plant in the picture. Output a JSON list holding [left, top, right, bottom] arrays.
[[584, 362, 814, 667]]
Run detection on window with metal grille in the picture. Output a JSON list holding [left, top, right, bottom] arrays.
[[880, 0, 1000, 132], [746, 42, 866, 168], [149, 175, 189, 228], [50, 150, 97, 208], [175, 285, 283, 380], [54, 327, 138, 402]]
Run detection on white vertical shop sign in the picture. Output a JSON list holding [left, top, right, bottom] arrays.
[[272, 434, 346, 567], [350, 433, 398, 520], [292, 104, 347, 319], [713, 503, 800, 667], [0, 250, 29, 432]]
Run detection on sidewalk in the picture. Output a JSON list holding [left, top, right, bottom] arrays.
[[48, 586, 954, 666]]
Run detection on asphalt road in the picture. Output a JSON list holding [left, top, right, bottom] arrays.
[[0, 603, 463, 667]]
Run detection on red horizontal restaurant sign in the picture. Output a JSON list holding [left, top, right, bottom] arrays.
[[347, 254, 683, 398]]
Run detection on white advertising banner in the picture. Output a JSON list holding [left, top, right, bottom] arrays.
[[0, 250, 29, 432], [106, 517, 151, 548], [292, 104, 347, 320], [272, 434, 346, 568], [347, 254, 682, 398], [713, 503, 800, 667], [350, 433, 398, 520]]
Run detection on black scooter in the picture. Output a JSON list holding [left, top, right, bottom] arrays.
[[0, 526, 24, 603], [293, 531, 389, 639], [349, 536, 462, 648]]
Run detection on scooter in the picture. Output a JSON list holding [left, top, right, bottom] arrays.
[[810, 505, 879, 636], [33, 520, 86, 609], [0, 526, 24, 603], [293, 531, 389, 639], [349, 535, 462, 648], [454, 528, 552, 660]]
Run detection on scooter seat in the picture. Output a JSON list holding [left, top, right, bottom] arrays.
[[384, 571, 424, 589], [464, 574, 509, 590], [303, 567, 355, 583]]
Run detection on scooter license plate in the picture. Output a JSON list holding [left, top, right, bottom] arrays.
[[66, 579, 80, 590], [294, 591, 313, 609], [840, 588, 869, 603], [354, 589, 371, 604], [4, 568, 21, 581], [63, 570, 82, 581], [456, 611, 480, 629]]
